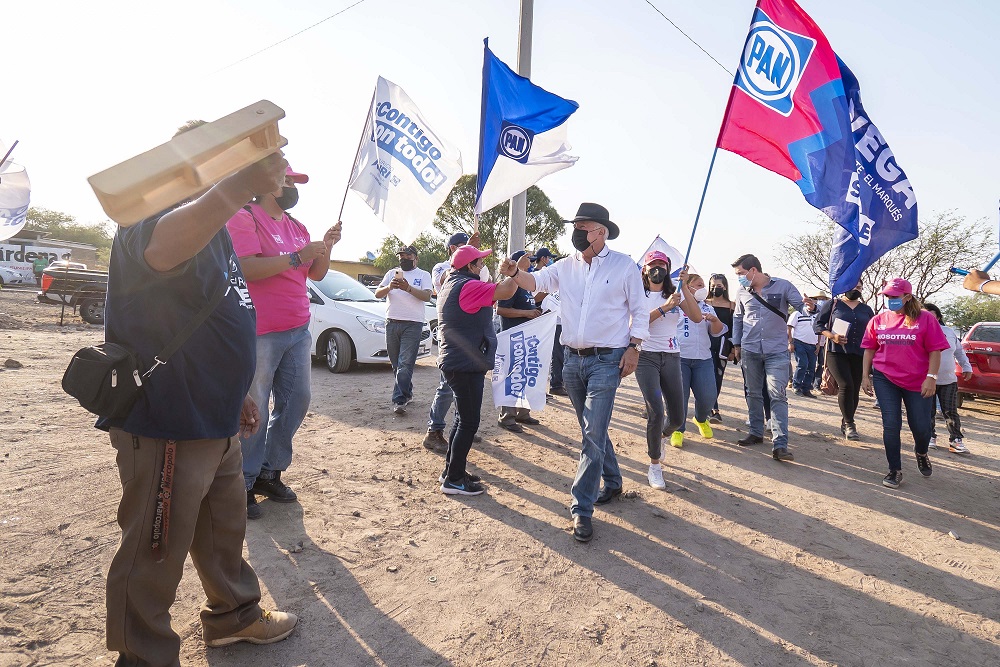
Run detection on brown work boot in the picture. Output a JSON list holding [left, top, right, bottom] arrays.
[[205, 610, 298, 647]]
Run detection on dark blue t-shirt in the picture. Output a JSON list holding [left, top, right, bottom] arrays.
[[498, 286, 536, 331], [96, 215, 258, 440]]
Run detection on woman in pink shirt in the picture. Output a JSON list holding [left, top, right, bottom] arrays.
[[860, 278, 949, 489], [226, 165, 342, 519]]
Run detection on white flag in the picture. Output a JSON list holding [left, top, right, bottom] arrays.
[[0, 148, 31, 242], [491, 311, 557, 411], [638, 235, 697, 281], [348, 77, 463, 245]]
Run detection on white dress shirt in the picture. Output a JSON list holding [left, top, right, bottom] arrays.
[[532, 248, 649, 348]]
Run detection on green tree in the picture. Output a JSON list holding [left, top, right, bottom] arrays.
[[25, 207, 115, 266], [432, 174, 563, 274], [940, 294, 1000, 334], [367, 231, 450, 276], [779, 211, 994, 309]]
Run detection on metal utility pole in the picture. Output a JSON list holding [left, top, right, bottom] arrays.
[[507, 0, 533, 255]]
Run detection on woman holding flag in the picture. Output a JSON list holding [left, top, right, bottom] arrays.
[[634, 252, 701, 489]]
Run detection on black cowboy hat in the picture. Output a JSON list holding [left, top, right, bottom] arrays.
[[563, 202, 619, 240]]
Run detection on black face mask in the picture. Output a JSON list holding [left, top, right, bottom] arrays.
[[647, 267, 667, 284], [274, 186, 299, 211], [399, 259, 416, 271], [844, 289, 863, 301], [711, 285, 725, 297], [571, 228, 593, 252]]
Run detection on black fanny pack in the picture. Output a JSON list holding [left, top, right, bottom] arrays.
[[62, 284, 226, 419]]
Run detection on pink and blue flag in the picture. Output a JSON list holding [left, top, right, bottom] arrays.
[[717, 0, 917, 295]]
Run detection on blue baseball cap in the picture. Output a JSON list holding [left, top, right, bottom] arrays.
[[511, 250, 528, 262], [447, 232, 470, 248], [530, 247, 553, 261]]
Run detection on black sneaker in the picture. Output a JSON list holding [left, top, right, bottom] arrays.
[[252, 473, 298, 503], [441, 475, 485, 496], [438, 471, 483, 484], [247, 491, 262, 520], [709, 410, 722, 424], [844, 424, 860, 441], [737, 435, 764, 446], [916, 454, 932, 477], [772, 448, 795, 462], [550, 386, 568, 396], [882, 470, 902, 488]]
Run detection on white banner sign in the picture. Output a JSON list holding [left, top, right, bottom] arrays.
[[491, 311, 557, 411], [0, 243, 67, 281], [349, 77, 463, 245]]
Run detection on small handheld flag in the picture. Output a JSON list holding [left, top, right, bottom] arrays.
[[475, 40, 579, 214]]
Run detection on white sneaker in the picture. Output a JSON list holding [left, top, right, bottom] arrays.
[[949, 439, 969, 454], [647, 464, 666, 489], [928, 437, 937, 449]]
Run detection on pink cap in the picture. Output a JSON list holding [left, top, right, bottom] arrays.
[[451, 245, 492, 268], [880, 277, 912, 297], [643, 250, 670, 266], [286, 165, 309, 184]]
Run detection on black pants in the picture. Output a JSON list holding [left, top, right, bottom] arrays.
[[932, 382, 963, 441], [815, 347, 825, 388], [709, 337, 728, 411], [550, 324, 564, 390], [443, 370, 484, 482], [826, 351, 864, 427]]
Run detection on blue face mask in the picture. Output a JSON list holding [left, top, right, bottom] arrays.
[[738, 275, 752, 288], [887, 297, 904, 312]]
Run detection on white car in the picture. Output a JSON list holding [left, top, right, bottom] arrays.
[[307, 271, 431, 373], [0, 267, 31, 286]]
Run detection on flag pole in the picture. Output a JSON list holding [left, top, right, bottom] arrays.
[[0, 140, 18, 171], [337, 86, 377, 223], [682, 0, 760, 267], [507, 0, 533, 256]]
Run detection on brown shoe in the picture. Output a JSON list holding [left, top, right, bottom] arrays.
[[205, 610, 298, 647], [422, 430, 448, 453]]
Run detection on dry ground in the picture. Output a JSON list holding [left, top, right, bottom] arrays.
[[1, 288, 998, 667]]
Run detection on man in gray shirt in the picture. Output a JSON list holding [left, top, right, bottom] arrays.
[[731, 254, 803, 461]]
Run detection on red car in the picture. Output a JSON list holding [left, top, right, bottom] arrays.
[[957, 322, 1000, 405]]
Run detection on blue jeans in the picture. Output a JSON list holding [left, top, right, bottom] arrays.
[[426, 370, 454, 432], [679, 357, 716, 432], [242, 323, 312, 489], [792, 339, 817, 390], [741, 349, 790, 450], [563, 347, 624, 518], [386, 320, 423, 405], [872, 369, 934, 471]]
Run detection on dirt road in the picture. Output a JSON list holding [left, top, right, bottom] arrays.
[[1, 288, 998, 666]]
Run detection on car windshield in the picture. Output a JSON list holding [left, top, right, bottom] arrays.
[[969, 324, 1000, 343], [311, 271, 379, 302]]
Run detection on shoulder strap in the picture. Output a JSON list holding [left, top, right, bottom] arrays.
[[144, 281, 229, 377], [749, 288, 787, 320]]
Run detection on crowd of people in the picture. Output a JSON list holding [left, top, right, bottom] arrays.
[[97, 131, 989, 664]]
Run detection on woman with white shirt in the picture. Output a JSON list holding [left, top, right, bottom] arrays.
[[635, 251, 702, 489], [923, 303, 973, 453], [673, 273, 728, 448]]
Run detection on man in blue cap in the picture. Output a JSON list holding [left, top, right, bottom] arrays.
[[423, 232, 488, 451], [530, 247, 554, 271]]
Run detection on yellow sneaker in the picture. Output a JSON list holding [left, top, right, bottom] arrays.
[[695, 419, 714, 439], [670, 431, 684, 448], [205, 610, 298, 647]]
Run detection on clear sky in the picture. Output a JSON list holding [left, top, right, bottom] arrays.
[[7, 0, 999, 293]]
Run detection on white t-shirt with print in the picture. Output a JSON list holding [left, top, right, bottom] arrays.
[[641, 290, 683, 353], [379, 268, 432, 322]]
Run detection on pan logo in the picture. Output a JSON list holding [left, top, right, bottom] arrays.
[[736, 9, 816, 116], [498, 122, 533, 163]]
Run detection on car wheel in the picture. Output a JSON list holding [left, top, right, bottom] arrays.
[[429, 319, 439, 346], [958, 393, 972, 408], [79, 298, 105, 325], [324, 330, 353, 373]]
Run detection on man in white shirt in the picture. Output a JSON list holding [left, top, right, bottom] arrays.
[[787, 296, 820, 397], [375, 245, 432, 415], [500, 203, 648, 543]]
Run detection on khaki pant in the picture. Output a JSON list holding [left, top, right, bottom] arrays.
[[498, 406, 530, 425], [106, 429, 262, 667]]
